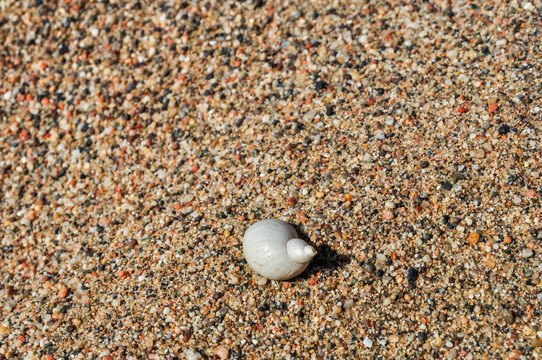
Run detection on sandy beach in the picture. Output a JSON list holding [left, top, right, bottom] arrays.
[[1, 0, 542, 359]]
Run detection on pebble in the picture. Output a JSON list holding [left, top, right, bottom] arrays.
[[59, 287, 69, 299], [343, 299, 354, 310], [523, 2, 535, 10], [185, 349, 202, 360], [375, 131, 385, 140], [407, 267, 419, 283], [498, 124, 511, 135], [363, 337, 373, 348], [526, 189, 537, 197], [502, 309, 515, 324], [449, 348, 458, 359], [215, 346, 230, 359], [384, 201, 396, 209], [484, 257, 496, 269], [471, 149, 485, 159], [532, 337, 542, 348], [332, 305, 342, 314], [383, 211, 394, 220], [257, 277, 268, 286], [364, 262, 376, 273], [318, 306, 326, 316], [389, 335, 400, 343], [467, 232, 480, 245], [522, 249, 534, 258]]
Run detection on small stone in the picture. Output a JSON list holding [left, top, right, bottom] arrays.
[[185, 349, 202, 360], [484, 257, 496, 269], [526, 189, 537, 197], [417, 331, 427, 341], [363, 337, 373, 348], [522, 248, 534, 258], [498, 124, 510, 135], [230, 276, 239, 285], [318, 305, 326, 315], [343, 299, 354, 310], [215, 346, 229, 359], [384, 201, 396, 209], [383, 211, 394, 220], [59, 287, 69, 299], [449, 348, 458, 359], [375, 131, 385, 140], [182, 329, 192, 343], [389, 335, 400, 343], [467, 232, 480, 244], [523, 2, 535, 10], [532, 337, 542, 348], [287, 197, 297, 207], [407, 267, 419, 283], [364, 262, 376, 272], [314, 80, 328, 91], [451, 173, 466, 183], [89, 27, 99, 37], [470, 149, 485, 159], [257, 277, 268, 286], [332, 305, 342, 314], [502, 309, 515, 324]]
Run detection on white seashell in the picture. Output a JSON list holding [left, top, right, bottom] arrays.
[[243, 219, 316, 280]]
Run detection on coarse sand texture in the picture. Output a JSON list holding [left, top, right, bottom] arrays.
[[1, 0, 542, 359]]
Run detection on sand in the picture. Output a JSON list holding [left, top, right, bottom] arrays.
[[1, 0, 542, 359]]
